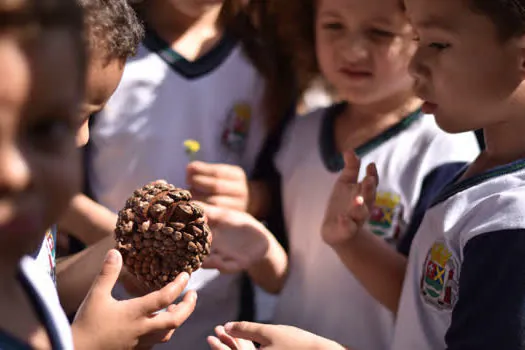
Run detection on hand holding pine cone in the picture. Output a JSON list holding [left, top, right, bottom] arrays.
[[114, 180, 212, 290]]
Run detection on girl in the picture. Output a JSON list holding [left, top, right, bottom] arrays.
[[202, 0, 479, 349], [80, 1, 295, 349]]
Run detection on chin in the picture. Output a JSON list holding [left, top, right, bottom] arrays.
[[433, 113, 472, 134]]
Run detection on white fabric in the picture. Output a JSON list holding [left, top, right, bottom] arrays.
[[88, 42, 267, 350], [33, 226, 56, 285], [19, 256, 73, 349], [392, 165, 525, 350], [273, 108, 480, 350]]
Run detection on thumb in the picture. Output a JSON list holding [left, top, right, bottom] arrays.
[[224, 322, 271, 346], [89, 249, 122, 298]]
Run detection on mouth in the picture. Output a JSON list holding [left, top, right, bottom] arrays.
[[0, 205, 43, 237], [339, 67, 373, 80]]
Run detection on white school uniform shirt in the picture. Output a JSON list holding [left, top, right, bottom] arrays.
[[0, 257, 73, 349], [273, 103, 480, 350], [392, 160, 525, 350], [87, 30, 266, 350]]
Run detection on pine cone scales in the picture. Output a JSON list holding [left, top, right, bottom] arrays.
[[115, 180, 211, 290]]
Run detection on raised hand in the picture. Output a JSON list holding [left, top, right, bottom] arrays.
[[187, 161, 249, 212], [321, 151, 378, 248], [72, 249, 197, 350]]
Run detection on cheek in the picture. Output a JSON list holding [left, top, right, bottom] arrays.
[[316, 35, 339, 82], [38, 149, 82, 224]]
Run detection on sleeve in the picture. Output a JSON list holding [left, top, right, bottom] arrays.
[[397, 162, 467, 256], [445, 229, 525, 350]]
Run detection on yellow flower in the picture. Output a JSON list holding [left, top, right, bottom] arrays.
[[184, 139, 200, 157]]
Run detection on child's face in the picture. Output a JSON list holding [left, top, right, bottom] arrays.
[[77, 56, 125, 147], [406, 0, 522, 133], [316, 0, 415, 105], [165, 0, 225, 18], [0, 31, 82, 263]]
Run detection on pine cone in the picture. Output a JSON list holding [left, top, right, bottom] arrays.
[[114, 180, 211, 290]]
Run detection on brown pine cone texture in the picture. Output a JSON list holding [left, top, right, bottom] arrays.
[[115, 180, 211, 290]]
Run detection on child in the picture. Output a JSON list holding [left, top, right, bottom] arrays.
[[73, 1, 296, 348], [210, 0, 525, 349], [201, 0, 480, 348], [0, 0, 197, 348], [0, 1, 85, 347]]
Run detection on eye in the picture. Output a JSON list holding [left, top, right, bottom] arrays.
[[322, 22, 344, 31], [428, 42, 451, 50], [27, 118, 76, 153], [369, 28, 396, 38]]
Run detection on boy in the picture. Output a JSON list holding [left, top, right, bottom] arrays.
[[209, 0, 525, 349]]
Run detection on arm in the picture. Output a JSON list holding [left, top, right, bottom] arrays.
[[58, 193, 117, 245], [331, 229, 407, 313], [445, 229, 525, 350], [245, 222, 288, 294]]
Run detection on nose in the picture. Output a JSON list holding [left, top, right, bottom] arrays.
[[0, 145, 31, 194], [408, 47, 429, 81], [340, 33, 369, 63]]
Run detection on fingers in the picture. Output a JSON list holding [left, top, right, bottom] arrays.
[[362, 163, 379, 209], [89, 249, 122, 299], [146, 290, 197, 331], [340, 151, 361, 184], [189, 175, 246, 197], [137, 272, 190, 315], [187, 162, 245, 181], [191, 193, 246, 212], [224, 322, 271, 346], [207, 336, 235, 350], [215, 326, 241, 349], [346, 195, 369, 226]]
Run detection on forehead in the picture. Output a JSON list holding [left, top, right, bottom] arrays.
[[404, 0, 493, 35], [317, 0, 403, 19]]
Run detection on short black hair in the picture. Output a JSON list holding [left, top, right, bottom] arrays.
[[79, 0, 144, 62], [469, 0, 525, 40]]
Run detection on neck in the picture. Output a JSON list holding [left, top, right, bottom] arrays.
[[482, 115, 525, 166], [146, 1, 223, 43]]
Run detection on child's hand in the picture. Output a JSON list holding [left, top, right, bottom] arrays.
[[187, 161, 249, 212], [207, 322, 348, 350], [72, 250, 197, 350], [197, 203, 270, 274], [208, 325, 257, 350], [322, 152, 378, 248]]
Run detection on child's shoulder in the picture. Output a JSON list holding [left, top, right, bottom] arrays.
[[434, 161, 525, 247]]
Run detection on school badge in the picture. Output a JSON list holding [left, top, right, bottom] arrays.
[[420, 240, 459, 310], [368, 191, 404, 241], [222, 102, 251, 153]]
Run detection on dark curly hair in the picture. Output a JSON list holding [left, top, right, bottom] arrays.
[[469, 0, 525, 40], [79, 0, 144, 62]]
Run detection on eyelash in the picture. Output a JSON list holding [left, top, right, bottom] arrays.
[[322, 22, 344, 30], [369, 29, 395, 38], [413, 36, 451, 51]]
